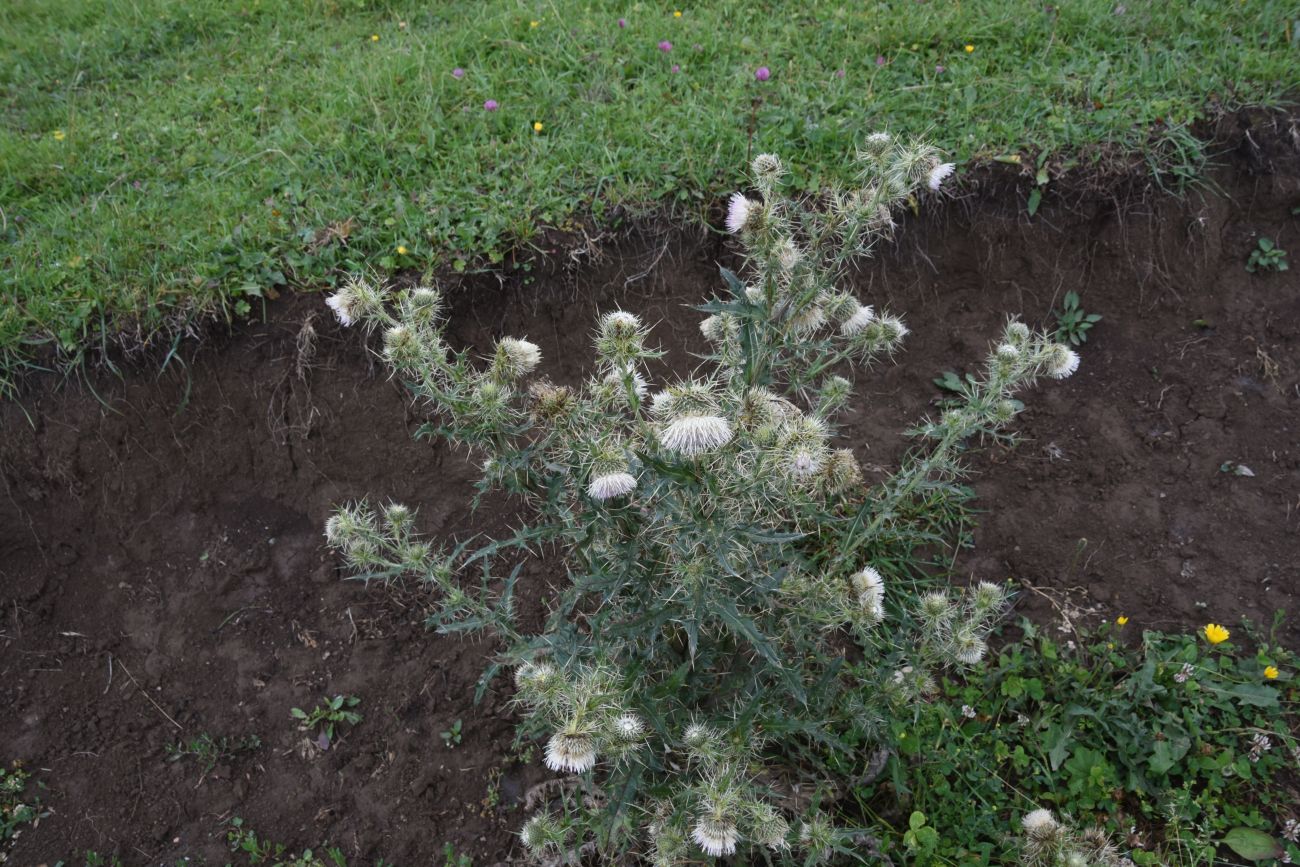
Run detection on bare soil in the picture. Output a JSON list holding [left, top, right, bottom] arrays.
[[3, 115, 1299, 864]]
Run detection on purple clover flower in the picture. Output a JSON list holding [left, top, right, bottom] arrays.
[[671, 63, 680, 73], [618, 17, 626, 28], [754, 66, 770, 81], [658, 40, 672, 52], [452, 67, 465, 79], [875, 55, 886, 66], [484, 99, 498, 111]]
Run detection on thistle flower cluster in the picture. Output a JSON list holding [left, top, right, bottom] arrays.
[[323, 144, 1081, 865], [1018, 808, 1135, 867]]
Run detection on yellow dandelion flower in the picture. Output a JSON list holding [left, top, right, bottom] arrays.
[[397, 245, 408, 255], [1264, 665, 1279, 680], [1203, 623, 1230, 645], [674, 10, 683, 17], [1117, 616, 1129, 626], [371, 34, 379, 41], [533, 121, 543, 132], [53, 129, 66, 141], [964, 44, 975, 53], [530, 20, 539, 28]]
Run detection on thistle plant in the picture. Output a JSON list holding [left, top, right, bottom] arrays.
[[324, 139, 1080, 863], [1018, 809, 1135, 867]]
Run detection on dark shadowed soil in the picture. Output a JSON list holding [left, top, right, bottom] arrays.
[[3, 116, 1299, 864]]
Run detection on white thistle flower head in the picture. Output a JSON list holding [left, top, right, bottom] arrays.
[[659, 414, 733, 456], [325, 287, 358, 326], [744, 284, 765, 305], [382, 324, 421, 367], [600, 310, 642, 337], [544, 729, 598, 773], [919, 591, 952, 623], [861, 131, 892, 159], [839, 303, 876, 336], [495, 337, 542, 378], [927, 161, 956, 191], [1045, 344, 1081, 379], [953, 626, 988, 665], [877, 314, 909, 346], [972, 580, 1008, 613], [613, 713, 645, 742], [1064, 853, 1089, 867], [852, 566, 886, 623], [596, 310, 647, 365], [751, 152, 785, 183], [682, 722, 718, 757], [789, 304, 826, 336], [775, 237, 802, 273], [514, 661, 561, 694], [1022, 808, 1059, 838], [589, 471, 637, 501], [692, 816, 740, 858], [649, 389, 676, 417], [726, 193, 756, 234], [520, 815, 562, 854]]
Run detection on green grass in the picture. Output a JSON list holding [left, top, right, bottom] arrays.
[[1, 0, 1295, 392]]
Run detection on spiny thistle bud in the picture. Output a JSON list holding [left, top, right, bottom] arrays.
[[520, 814, 564, 854], [324, 504, 378, 556], [403, 286, 444, 327], [612, 713, 645, 742], [747, 803, 792, 851], [544, 727, 598, 773], [1042, 344, 1081, 379], [775, 237, 802, 273], [817, 375, 852, 415], [596, 310, 648, 366], [994, 342, 1021, 365], [514, 661, 563, 702], [776, 416, 830, 482], [991, 398, 1020, 424], [751, 152, 785, 186], [1078, 827, 1120, 864], [839, 302, 876, 336], [382, 502, 413, 531], [650, 822, 690, 867], [851, 566, 886, 624], [952, 624, 988, 665], [726, 193, 757, 235], [528, 381, 575, 424], [860, 131, 892, 158], [682, 722, 721, 761], [492, 337, 541, 379], [919, 591, 953, 624], [736, 387, 785, 429], [382, 324, 421, 367], [699, 313, 739, 344], [971, 580, 1008, 614], [798, 814, 836, 863], [822, 449, 864, 494], [1005, 320, 1031, 346]]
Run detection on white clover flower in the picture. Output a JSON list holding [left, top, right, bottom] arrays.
[[659, 415, 733, 456], [692, 816, 740, 858], [613, 713, 645, 742], [497, 337, 542, 377], [839, 303, 875, 336], [1046, 345, 1081, 379], [1022, 808, 1059, 837], [726, 193, 755, 234], [589, 471, 637, 501], [325, 289, 358, 326], [544, 730, 598, 773], [927, 162, 956, 191]]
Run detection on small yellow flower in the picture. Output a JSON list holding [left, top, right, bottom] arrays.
[[964, 43, 975, 53], [1117, 615, 1129, 626], [371, 34, 379, 41], [533, 121, 544, 132], [53, 129, 66, 141], [1107, 642, 1115, 650], [674, 10, 683, 17], [530, 20, 539, 28], [1264, 665, 1279, 680], [396, 245, 408, 255], [1203, 623, 1230, 645]]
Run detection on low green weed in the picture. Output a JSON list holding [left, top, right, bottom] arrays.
[[1, 761, 42, 850], [1246, 238, 1289, 273], [164, 731, 262, 776], [440, 718, 464, 749], [1053, 291, 1102, 346], [867, 616, 1300, 866], [290, 695, 362, 746]]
